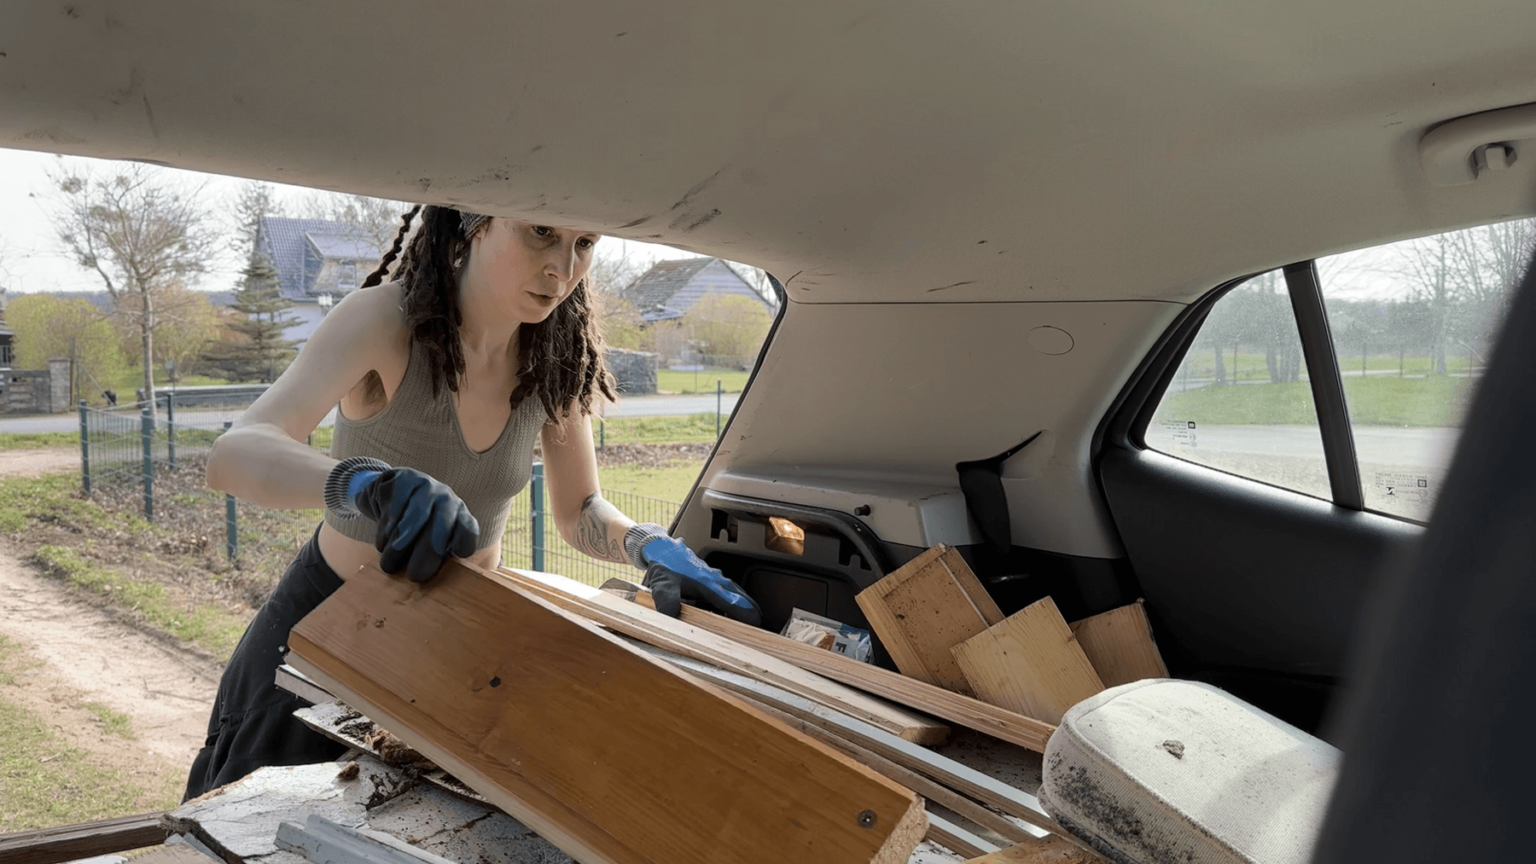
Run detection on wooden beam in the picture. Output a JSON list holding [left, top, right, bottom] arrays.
[[854, 545, 1005, 693], [489, 565, 949, 745], [962, 835, 1105, 863], [731, 689, 1041, 846], [0, 811, 169, 864], [1069, 602, 1168, 688], [629, 640, 1073, 845], [926, 813, 1001, 859], [288, 561, 927, 864], [952, 597, 1104, 725], [616, 581, 1055, 753]]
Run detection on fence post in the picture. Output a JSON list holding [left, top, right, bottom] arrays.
[[79, 400, 91, 496], [141, 403, 154, 521], [531, 461, 545, 572], [716, 379, 723, 437], [165, 392, 176, 469], [223, 421, 237, 560]]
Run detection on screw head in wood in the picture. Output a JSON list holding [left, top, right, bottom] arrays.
[[857, 809, 877, 828]]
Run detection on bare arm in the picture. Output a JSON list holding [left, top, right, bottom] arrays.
[[206, 285, 409, 508], [542, 410, 636, 566]]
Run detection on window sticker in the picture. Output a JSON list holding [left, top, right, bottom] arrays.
[[1159, 420, 1198, 448], [1374, 472, 1430, 505]]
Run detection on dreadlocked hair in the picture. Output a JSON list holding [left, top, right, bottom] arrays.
[[367, 204, 617, 420]]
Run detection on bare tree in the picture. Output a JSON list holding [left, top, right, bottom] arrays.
[[726, 262, 780, 309], [230, 179, 284, 256], [47, 162, 218, 406]]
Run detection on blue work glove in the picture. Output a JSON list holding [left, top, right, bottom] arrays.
[[629, 529, 762, 626], [325, 457, 479, 583]]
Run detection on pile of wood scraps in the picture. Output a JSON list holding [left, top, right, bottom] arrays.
[[272, 550, 1127, 864]]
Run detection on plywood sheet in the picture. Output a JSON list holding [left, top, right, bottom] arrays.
[[952, 598, 1103, 725], [856, 546, 1005, 693], [1069, 602, 1168, 688], [288, 561, 926, 864]]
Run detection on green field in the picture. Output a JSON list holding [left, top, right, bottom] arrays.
[[655, 369, 750, 394], [1179, 349, 1477, 384], [0, 432, 77, 451], [1158, 375, 1474, 427], [593, 413, 723, 446]]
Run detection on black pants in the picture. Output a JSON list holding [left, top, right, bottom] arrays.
[[183, 528, 347, 801]]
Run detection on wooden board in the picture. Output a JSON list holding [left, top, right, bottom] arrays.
[[621, 588, 1055, 752], [287, 561, 927, 864], [925, 813, 1000, 859], [855, 545, 1005, 693], [1068, 602, 1168, 688], [952, 597, 1104, 725], [0, 811, 169, 864], [492, 565, 949, 745]]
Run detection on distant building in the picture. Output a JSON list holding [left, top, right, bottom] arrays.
[[0, 290, 13, 368], [251, 217, 384, 346], [622, 258, 772, 323]]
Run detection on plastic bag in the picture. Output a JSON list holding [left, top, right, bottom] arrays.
[[781, 608, 874, 663]]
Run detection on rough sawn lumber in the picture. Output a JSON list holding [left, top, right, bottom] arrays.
[[0, 812, 169, 864], [952, 597, 1104, 725], [492, 565, 949, 745], [1068, 601, 1169, 688], [622, 586, 1056, 752], [287, 561, 927, 864]]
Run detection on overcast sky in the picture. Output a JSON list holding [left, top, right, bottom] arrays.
[[0, 146, 690, 297]]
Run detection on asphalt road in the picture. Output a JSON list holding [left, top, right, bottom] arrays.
[[0, 392, 744, 434]]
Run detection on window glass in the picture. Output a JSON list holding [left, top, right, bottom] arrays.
[[1317, 219, 1533, 520], [1145, 270, 1330, 499]]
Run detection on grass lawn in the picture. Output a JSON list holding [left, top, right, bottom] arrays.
[[656, 369, 750, 394], [594, 414, 722, 446], [1178, 350, 1476, 383], [0, 432, 78, 451], [0, 635, 175, 832], [1158, 375, 1474, 427]]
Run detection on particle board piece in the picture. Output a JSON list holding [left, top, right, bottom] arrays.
[[492, 564, 949, 745], [621, 588, 1055, 753], [952, 597, 1104, 725], [0, 812, 169, 864], [288, 561, 927, 864], [1068, 602, 1169, 688], [856, 545, 1005, 693]]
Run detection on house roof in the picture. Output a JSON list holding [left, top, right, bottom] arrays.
[[256, 217, 380, 301], [623, 258, 716, 312]]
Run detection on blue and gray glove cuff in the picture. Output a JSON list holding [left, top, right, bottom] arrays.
[[622, 522, 670, 570], [323, 456, 393, 519]]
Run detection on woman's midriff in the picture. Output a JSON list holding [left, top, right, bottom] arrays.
[[317, 521, 503, 581]]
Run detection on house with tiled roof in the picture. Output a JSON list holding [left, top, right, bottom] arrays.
[[251, 217, 385, 345], [622, 258, 771, 323]]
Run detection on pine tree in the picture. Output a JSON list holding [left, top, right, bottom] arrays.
[[205, 254, 301, 382]]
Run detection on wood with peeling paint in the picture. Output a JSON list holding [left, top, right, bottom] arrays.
[[1068, 602, 1168, 688], [952, 597, 1104, 725], [287, 561, 927, 864], [855, 545, 1005, 693]]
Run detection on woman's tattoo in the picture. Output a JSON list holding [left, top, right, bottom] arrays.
[[575, 493, 628, 564]]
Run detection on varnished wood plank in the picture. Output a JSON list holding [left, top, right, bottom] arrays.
[[952, 597, 1104, 725], [0, 812, 169, 864], [288, 561, 926, 864], [621, 587, 1055, 753], [491, 565, 949, 745], [855, 545, 1005, 693], [1068, 602, 1168, 688]]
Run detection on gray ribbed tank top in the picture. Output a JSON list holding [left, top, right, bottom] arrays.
[[324, 339, 546, 550]]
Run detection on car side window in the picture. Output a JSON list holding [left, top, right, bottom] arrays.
[[1144, 270, 1330, 500], [1316, 219, 1533, 520]]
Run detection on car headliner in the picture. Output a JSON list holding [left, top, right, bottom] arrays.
[[5, 2, 1533, 558]]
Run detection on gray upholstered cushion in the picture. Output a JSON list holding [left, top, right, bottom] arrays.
[[1038, 679, 1340, 864]]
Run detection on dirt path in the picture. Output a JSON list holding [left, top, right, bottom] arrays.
[[0, 447, 80, 478], [0, 449, 223, 804]]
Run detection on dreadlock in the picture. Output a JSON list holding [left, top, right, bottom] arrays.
[[364, 204, 616, 420]]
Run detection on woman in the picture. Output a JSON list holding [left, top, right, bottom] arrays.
[[185, 205, 760, 800]]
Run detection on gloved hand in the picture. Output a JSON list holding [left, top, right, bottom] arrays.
[[639, 534, 762, 626], [327, 457, 479, 582]]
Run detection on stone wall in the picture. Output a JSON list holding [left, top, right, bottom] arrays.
[[2, 368, 56, 413], [605, 347, 658, 395]]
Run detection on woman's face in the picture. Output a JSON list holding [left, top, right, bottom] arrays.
[[465, 218, 600, 324]]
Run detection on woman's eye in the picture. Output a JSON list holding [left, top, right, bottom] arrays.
[[577, 237, 595, 250], [531, 225, 553, 238]]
